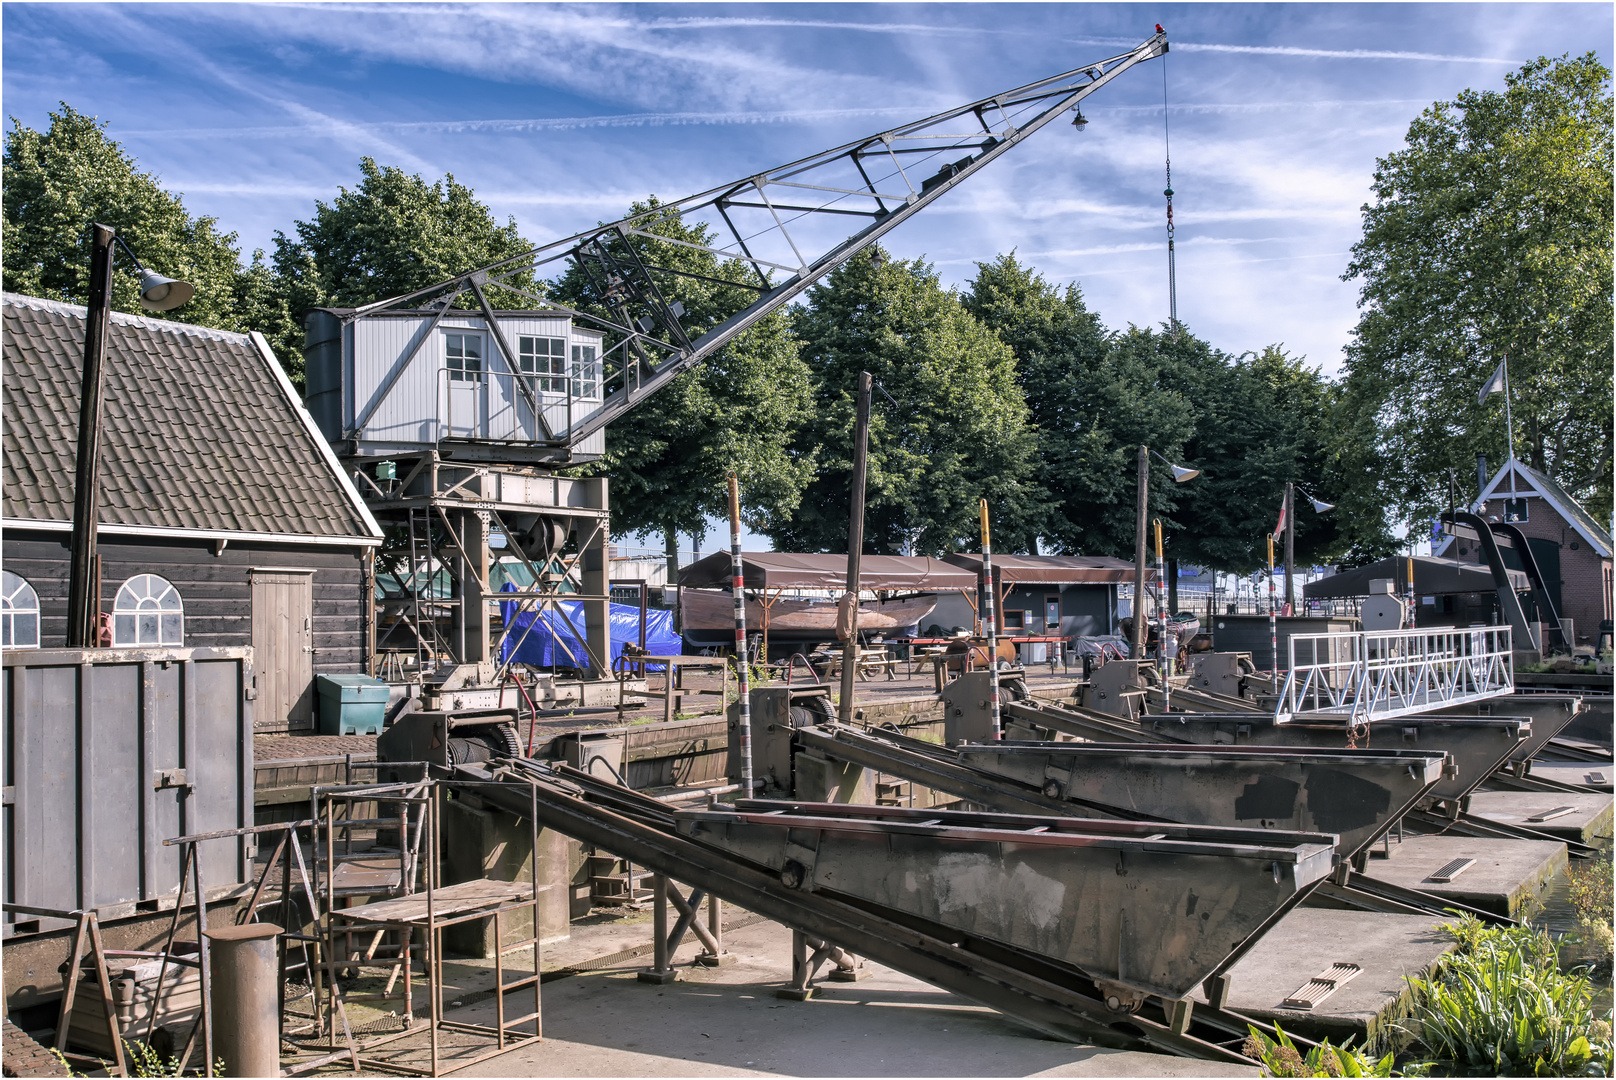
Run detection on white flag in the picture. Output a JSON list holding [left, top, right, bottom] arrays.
[[1478, 359, 1507, 405]]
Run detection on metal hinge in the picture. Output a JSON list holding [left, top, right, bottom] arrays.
[[155, 769, 189, 791]]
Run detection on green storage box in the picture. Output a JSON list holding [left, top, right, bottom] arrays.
[[316, 674, 389, 736]]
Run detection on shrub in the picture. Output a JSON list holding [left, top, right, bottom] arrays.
[[1242, 1022, 1394, 1077], [1399, 917, 1613, 1076], [1567, 856, 1614, 963]]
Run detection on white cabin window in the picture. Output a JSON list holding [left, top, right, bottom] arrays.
[[571, 343, 600, 400], [519, 336, 567, 393], [446, 333, 484, 383], [2, 570, 40, 649], [113, 574, 183, 647]]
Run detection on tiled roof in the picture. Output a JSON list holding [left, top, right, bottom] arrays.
[[3, 293, 380, 542]]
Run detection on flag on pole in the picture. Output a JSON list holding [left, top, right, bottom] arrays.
[[1478, 359, 1507, 405], [1274, 497, 1288, 540]]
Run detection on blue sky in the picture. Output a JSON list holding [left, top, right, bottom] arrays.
[[4, 3, 1609, 554]]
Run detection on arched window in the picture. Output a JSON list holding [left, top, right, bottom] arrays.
[[2, 570, 40, 649], [113, 574, 184, 647]]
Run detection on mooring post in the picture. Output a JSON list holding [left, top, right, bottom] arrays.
[[839, 372, 873, 723], [204, 923, 283, 1080], [638, 874, 677, 983]]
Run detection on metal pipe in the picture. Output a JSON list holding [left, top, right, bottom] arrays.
[[1132, 446, 1149, 657], [729, 475, 753, 796], [66, 225, 115, 648], [1283, 483, 1296, 614], [980, 500, 1001, 740], [839, 372, 873, 722], [204, 923, 283, 1080]]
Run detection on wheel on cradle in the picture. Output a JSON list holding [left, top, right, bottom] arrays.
[[803, 693, 836, 725]]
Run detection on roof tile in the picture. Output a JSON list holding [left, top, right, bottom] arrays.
[[3, 293, 376, 541]]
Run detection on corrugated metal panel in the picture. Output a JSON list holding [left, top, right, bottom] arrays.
[[348, 314, 610, 447], [3, 646, 254, 917]]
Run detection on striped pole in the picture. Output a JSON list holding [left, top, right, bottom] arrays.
[[980, 499, 1002, 741], [729, 474, 753, 796]]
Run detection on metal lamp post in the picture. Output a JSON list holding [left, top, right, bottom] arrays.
[[1129, 446, 1199, 659], [65, 224, 194, 648]]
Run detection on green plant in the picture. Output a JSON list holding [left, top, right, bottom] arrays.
[[1567, 856, 1614, 962], [49, 1041, 225, 1079], [1399, 919, 1613, 1076], [1242, 1022, 1394, 1077]]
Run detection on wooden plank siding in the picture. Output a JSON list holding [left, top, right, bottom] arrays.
[[4, 532, 368, 731]]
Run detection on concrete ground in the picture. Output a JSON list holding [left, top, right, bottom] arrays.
[[1362, 834, 1567, 918], [1191, 908, 1454, 1048], [1466, 791, 1615, 847], [311, 909, 1256, 1078]]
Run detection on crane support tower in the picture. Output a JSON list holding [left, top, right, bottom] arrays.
[[306, 31, 1169, 700]]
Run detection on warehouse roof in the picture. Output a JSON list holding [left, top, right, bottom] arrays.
[[3, 293, 382, 545], [1303, 556, 1525, 599], [943, 553, 1156, 584], [678, 552, 977, 591]]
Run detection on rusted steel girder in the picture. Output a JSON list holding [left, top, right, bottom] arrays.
[[792, 722, 1440, 861], [1133, 713, 1528, 808], [1424, 694, 1581, 768], [956, 742, 1445, 861], [453, 759, 1268, 1062], [676, 799, 1336, 1003]]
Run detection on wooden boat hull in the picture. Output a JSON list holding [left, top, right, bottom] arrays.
[[680, 588, 938, 635]]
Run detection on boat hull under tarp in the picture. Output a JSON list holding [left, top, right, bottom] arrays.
[[680, 587, 937, 640]]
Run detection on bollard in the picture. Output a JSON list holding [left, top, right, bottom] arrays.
[[204, 923, 282, 1079]]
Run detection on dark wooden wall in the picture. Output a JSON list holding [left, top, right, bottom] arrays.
[[4, 531, 368, 677]]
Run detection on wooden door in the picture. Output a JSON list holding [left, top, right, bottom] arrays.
[[250, 569, 315, 732]]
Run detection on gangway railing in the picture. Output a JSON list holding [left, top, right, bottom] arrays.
[[1275, 627, 1512, 724]]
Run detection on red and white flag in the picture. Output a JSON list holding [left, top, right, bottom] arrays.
[[1274, 498, 1288, 539]]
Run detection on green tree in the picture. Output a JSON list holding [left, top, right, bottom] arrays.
[[261, 157, 538, 386], [1172, 345, 1346, 574], [771, 248, 1037, 556], [1338, 53, 1614, 528], [551, 200, 815, 569], [3, 103, 247, 331]]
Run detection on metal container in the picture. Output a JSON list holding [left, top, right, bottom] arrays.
[[1210, 614, 1358, 671], [316, 672, 389, 735], [3, 647, 254, 922]]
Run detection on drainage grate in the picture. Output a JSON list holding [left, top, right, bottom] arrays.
[[1427, 857, 1476, 883], [1281, 962, 1362, 1010], [1527, 805, 1577, 822]]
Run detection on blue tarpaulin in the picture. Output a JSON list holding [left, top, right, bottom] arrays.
[[499, 583, 681, 670]]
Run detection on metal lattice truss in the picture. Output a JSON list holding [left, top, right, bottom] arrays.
[[348, 31, 1167, 449], [1275, 628, 1515, 725]]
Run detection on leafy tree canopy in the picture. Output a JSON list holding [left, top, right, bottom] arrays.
[[259, 157, 538, 385], [1338, 53, 1614, 528], [552, 199, 814, 557], [1172, 344, 1344, 574], [770, 248, 1037, 556], [3, 103, 248, 331]]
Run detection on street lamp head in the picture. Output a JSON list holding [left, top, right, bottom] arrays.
[[1310, 498, 1335, 514], [1168, 463, 1200, 483], [136, 268, 195, 312]]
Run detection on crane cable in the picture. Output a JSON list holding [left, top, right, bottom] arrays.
[[1162, 46, 1178, 337]]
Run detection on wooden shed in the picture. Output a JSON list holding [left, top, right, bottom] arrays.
[[1, 293, 384, 732]]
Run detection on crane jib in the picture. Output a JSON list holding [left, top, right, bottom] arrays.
[[345, 32, 1168, 451]]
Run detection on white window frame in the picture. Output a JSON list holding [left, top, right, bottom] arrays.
[[2, 570, 40, 650], [571, 342, 601, 400], [518, 335, 568, 394], [113, 573, 184, 647], [445, 331, 485, 383]]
